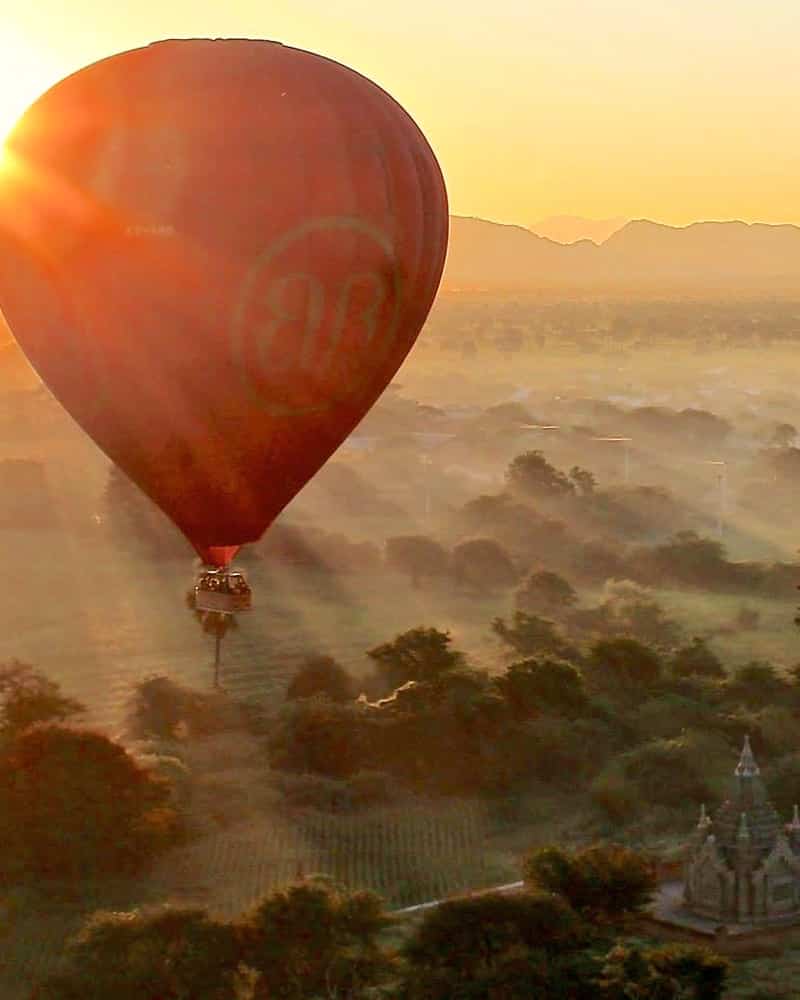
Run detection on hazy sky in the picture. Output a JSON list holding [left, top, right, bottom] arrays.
[[3, 1, 799, 227]]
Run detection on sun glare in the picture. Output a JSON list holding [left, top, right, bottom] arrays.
[[0, 25, 56, 155]]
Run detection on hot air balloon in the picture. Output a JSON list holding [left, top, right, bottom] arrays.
[[0, 38, 449, 631]]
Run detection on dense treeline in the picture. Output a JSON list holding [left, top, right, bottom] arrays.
[[33, 844, 728, 999], [244, 599, 800, 837]]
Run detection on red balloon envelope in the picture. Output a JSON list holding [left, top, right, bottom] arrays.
[[0, 39, 448, 566]]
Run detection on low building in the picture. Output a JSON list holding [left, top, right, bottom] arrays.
[[684, 736, 800, 924]]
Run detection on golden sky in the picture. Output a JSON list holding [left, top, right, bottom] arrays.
[[2, 0, 799, 227]]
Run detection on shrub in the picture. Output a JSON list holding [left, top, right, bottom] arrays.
[[286, 655, 356, 703], [590, 773, 642, 825], [724, 661, 791, 709], [125, 676, 242, 741], [451, 537, 518, 592], [35, 906, 241, 1000], [620, 736, 711, 809], [268, 696, 366, 779], [586, 638, 662, 693], [523, 843, 657, 921], [238, 881, 391, 999], [496, 657, 588, 719], [764, 752, 800, 818], [670, 637, 725, 678], [515, 570, 578, 618]]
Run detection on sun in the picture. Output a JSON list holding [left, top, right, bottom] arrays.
[[0, 25, 57, 153]]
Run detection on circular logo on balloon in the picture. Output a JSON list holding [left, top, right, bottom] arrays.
[[231, 216, 403, 415]]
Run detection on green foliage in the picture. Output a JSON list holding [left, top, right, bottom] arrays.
[[363, 669, 510, 796], [239, 881, 391, 999], [401, 891, 588, 998], [764, 752, 800, 817], [647, 943, 729, 1000], [523, 843, 657, 921], [0, 725, 181, 880], [590, 772, 642, 824], [506, 450, 575, 499], [570, 466, 597, 496], [275, 770, 395, 813], [491, 610, 580, 662], [286, 654, 356, 703], [367, 626, 466, 689], [450, 537, 518, 592], [0, 660, 84, 740], [268, 695, 366, 779], [633, 692, 720, 741], [670, 637, 725, 678], [596, 942, 728, 1000], [35, 907, 241, 1000], [125, 675, 241, 741], [385, 535, 450, 588], [724, 661, 791, 709], [515, 569, 578, 617], [570, 581, 682, 651], [586, 638, 662, 692], [504, 716, 613, 787], [496, 657, 587, 719], [618, 736, 711, 809], [640, 530, 762, 592]]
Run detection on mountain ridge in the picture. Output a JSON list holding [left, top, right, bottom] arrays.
[[444, 215, 800, 294]]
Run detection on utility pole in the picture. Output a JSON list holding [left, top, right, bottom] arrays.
[[705, 460, 727, 538]]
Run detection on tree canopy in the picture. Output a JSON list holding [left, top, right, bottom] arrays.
[[0, 725, 180, 880]]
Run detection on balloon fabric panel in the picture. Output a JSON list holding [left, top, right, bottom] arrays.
[[0, 39, 448, 565]]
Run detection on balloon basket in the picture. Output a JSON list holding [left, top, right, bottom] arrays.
[[193, 566, 252, 614]]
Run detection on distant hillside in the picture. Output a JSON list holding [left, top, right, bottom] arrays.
[[530, 215, 627, 245], [444, 216, 800, 295]]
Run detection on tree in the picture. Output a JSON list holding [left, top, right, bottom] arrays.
[[586, 638, 662, 692], [570, 466, 597, 496], [620, 737, 710, 809], [523, 843, 657, 922], [239, 881, 391, 999], [401, 891, 589, 999], [496, 658, 587, 719], [506, 450, 575, 499], [724, 660, 790, 709], [0, 660, 84, 739], [0, 725, 181, 880], [367, 626, 466, 689], [585, 580, 682, 651], [451, 537, 518, 592], [385, 535, 449, 588], [287, 655, 356, 703], [596, 942, 728, 1000], [765, 752, 800, 816], [125, 675, 241, 741], [35, 907, 242, 1000], [492, 610, 580, 662], [670, 637, 724, 678], [647, 944, 728, 1000], [643, 531, 731, 589], [268, 695, 366, 779], [515, 570, 578, 618], [769, 422, 797, 449]]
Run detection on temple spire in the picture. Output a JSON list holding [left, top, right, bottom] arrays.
[[737, 812, 750, 841], [735, 734, 760, 778]]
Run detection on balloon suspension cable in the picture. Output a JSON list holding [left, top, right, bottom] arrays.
[[213, 622, 225, 690]]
